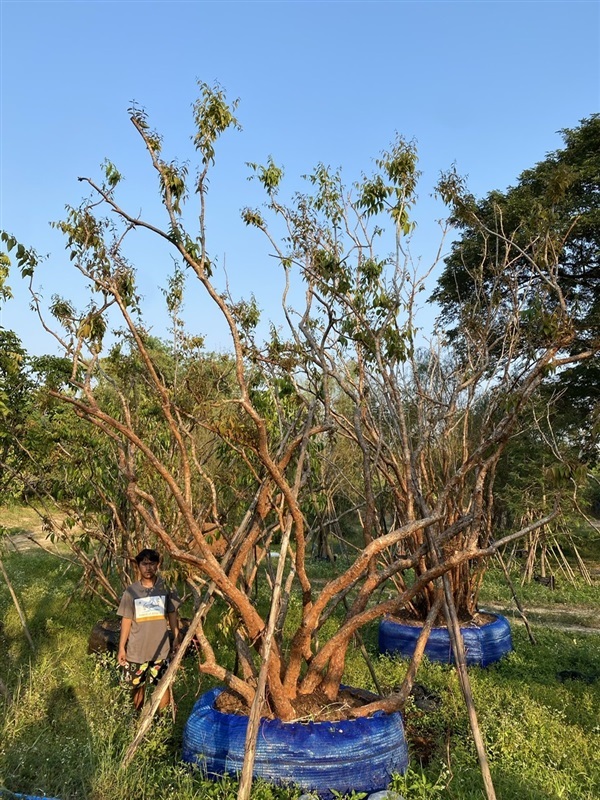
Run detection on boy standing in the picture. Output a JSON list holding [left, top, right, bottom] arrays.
[[117, 548, 181, 712]]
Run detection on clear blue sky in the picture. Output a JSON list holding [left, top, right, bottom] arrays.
[[1, 0, 599, 355]]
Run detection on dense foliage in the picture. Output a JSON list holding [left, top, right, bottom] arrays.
[[432, 115, 600, 463]]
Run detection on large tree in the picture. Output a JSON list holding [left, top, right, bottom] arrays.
[[431, 115, 600, 462], [2, 87, 596, 758]]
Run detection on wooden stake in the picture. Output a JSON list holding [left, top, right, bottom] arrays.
[[0, 557, 35, 652], [495, 551, 536, 645], [423, 522, 497, 800], [441, 573, 497, 800], [237, 516, 294, 800]]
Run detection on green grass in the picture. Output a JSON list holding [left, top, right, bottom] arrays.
[[0, 503, 45, 533], [1, 547, 599, 799], [480, 563, 600, 609]]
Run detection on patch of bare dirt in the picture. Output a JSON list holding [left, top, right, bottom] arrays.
[[6, 531, 44, 551], [4, 528, 64, 555], [483, 601, 600, 635], [0, 510, 68, 556]]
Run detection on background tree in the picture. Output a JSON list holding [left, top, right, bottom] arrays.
[[432, 115, 600, 461], [430, 115, 600, 582], [0, 330, 32, 502]]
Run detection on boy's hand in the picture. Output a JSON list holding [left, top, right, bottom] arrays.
[[117, 648, 128, 667]]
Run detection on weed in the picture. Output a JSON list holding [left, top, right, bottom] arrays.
[[390, 764, 449, 799]]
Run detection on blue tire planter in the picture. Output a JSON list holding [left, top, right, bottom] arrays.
[[378, 612, 513, 667], [4, 795, 60, 799], [182, 686, 408, 798]]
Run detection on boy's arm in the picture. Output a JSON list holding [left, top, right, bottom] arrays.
[[168, 610, 180, 654], [118, 617, 132, 666]]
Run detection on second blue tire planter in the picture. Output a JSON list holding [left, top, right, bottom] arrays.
[[378, 611, 513, 667], [182, 686, 408, 798]]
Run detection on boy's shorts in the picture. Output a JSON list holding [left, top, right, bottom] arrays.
[[122, 659, 168, 687]]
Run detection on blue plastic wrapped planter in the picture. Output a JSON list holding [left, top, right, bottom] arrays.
[[1, 794, 60, 800], [378, 612, 513, 667], [182, 687, 409, 799]]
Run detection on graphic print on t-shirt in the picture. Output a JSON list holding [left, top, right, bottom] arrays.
[[134, 595, 166, 622]]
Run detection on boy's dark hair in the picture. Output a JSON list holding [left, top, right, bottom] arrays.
[[135, 548, 161, 565]]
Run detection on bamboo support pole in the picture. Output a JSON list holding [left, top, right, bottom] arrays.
[[423, 523, 497, 800], [572, 542, 593, 584], [441, 572, 497, 800], [522, 531, 538, 585], [0, 557, 35, 652], [541, 540, 547, 578], [504, 541, 518, 573], [237, 517, 294, 800], [495, 550, 536, 645], [552, 545, 573, 583], [553, 538, 577, 582]]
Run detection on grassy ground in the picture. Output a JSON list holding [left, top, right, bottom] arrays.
[[0, 537, 599, 799]]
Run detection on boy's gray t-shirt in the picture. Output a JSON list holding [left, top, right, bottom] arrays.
[[117, 576, 181, 663]]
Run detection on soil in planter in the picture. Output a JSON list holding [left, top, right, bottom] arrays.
[[388, 610, 497, 627], [215, 686, 377, 722]]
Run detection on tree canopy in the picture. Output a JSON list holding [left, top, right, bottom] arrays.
[[432, 114, 600, 460]]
